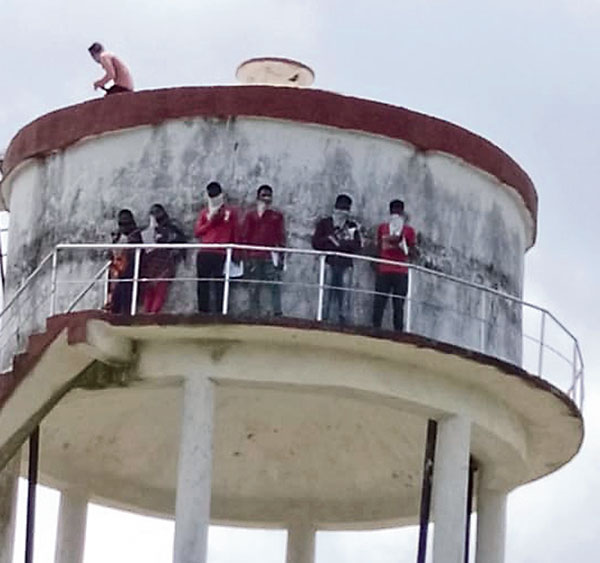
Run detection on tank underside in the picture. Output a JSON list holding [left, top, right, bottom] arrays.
[[0, 313, 582, 529]]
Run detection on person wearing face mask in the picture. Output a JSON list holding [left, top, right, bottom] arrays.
[[372, 199, 417, 331], [241, 185, 286, 316], [105, 209, 144, 314], [312, 194, 362, 325], [141, 204, 188, 314], [194, 182, 239, 313]]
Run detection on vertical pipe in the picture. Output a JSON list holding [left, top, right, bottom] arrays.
[[316, 255, 326, 322], [129, 248, 142, 316], [417, 419, 437, 563], [537, 310, 546, 376], [479, 292, 487, 353], [222, 247, 233, 315], [464, 460, 476, 563], [405, 267, 413, 333], [25, 427, 40, 563], [50, 249, 59, 316]]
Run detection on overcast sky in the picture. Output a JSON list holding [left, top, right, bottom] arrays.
[[2, 0, 600, 561]]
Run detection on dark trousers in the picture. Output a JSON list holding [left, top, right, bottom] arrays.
[[372, 272, 409, 331], [105, 85, 132, 95], [196, 253, 225, 313]]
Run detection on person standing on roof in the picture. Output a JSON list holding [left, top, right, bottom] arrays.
[[88, 42, 134, 95]]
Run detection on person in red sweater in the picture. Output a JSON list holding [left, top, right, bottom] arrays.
[[241, 184, 286, 316], [372, 199, 417, 331], [194, 182, 239, 312]]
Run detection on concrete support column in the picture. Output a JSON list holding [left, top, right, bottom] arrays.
[[475, 475, 507, 563], [431, 415, 471, 563], [54, 489, 88, 563], [0, 450, 21, 563], [173, 373, 215, 563], [286, 517, 316, 563]]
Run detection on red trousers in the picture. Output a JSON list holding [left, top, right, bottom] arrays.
[[143, 280, 171, 313]]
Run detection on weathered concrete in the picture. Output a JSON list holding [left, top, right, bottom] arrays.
[[0, 318, 580, 527], [173, 370, 214, 563], [3, 112, 530, 366], [0, 450, 20, 563], [475, 475, 507, 563], [54, 488, 88, 563], [431, 415, 471, 563]]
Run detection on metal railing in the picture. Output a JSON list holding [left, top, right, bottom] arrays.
[[0, 242, 585, 409]]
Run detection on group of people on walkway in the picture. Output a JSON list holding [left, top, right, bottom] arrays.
[[106, 181, 416, 331]]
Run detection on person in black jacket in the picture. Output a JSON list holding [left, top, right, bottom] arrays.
[[141, 204, 187, 313], [312, 194, 362, 325], [106, 209, 144, 314]]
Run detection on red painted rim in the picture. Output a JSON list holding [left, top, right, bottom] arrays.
[[2, 85, 537, 239]]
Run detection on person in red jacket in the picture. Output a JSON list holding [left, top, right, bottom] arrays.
[[241, 185, 286, 316], [194, 182, 239, 312], [372, 199, 417, 331]]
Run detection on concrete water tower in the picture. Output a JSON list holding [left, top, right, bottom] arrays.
[[0, 58, 584, 563]]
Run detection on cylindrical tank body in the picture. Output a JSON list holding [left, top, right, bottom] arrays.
[[2, 87, 535, 363]]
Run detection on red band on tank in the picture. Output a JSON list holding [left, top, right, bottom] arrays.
[[2, 86, 537, 237]]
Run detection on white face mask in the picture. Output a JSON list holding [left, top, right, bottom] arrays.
[[149, 215, 158, 229], [333, 209, 350, 228], [257, 200, 268, 216], [208, 193, 224, 211], [389, 213, 405, 236]]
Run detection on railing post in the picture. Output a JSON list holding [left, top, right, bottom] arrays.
[[571, 343, 578, 405], [405, 267, 413, 333], [222, 247, 233, 315], [49, 249, 59, 316], [537, 310, 546, 376], [479, 291, 487, 353], [316, 254, 326, 322], [130, 248, 142, 316]]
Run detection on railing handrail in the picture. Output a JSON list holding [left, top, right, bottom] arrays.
[[1, 241, 584, 409], [56, 241, 534, 307], [0, 251, 54, 321]]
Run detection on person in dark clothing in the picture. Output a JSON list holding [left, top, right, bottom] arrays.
[[194, 182, 239, 313], [312, 194, 362, 324], [372, 199, 417, 331], [241, 185, 286, 316], [141, 204, 187, 313], [106, 209, 144, 314]]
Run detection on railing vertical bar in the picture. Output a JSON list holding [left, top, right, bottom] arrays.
[[130, 248, 142, 316], [479, 291, 487, 353], [49, 249, 59, 316], [405, 267, 413, 333], [316, 254, 326, 322], [537, 310, 546, 376], [222, 247, 233, 315]]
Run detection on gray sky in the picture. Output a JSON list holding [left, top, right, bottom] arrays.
[[2, 0, 600, 561]]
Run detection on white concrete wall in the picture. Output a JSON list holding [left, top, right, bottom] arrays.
[[4, 117, 529, 363]]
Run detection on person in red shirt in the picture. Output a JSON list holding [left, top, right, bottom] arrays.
[[194, 182, 239, 312], [372, 199, 417, 331], [241, 185, 286, 316]]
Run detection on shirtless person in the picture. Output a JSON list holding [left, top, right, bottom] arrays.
[[88, 42, 134, 95]]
